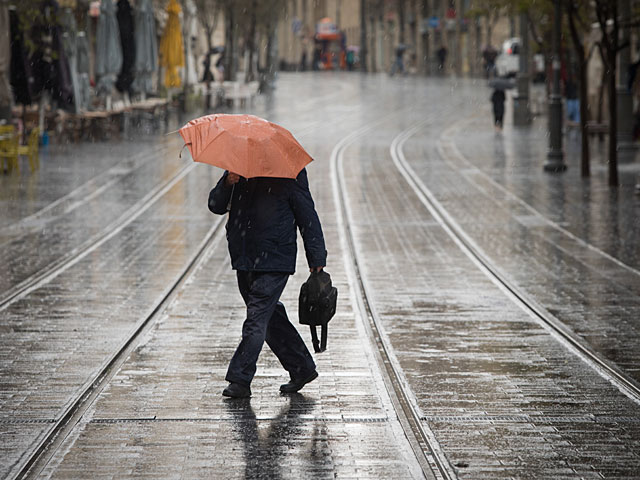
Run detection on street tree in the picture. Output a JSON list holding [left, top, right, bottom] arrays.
[[220, 0, 239, 81], [565, 0, 595, 177], [192, 0, 220, 107], [593, 0, 620, 186], [254, 0, 287, 88]]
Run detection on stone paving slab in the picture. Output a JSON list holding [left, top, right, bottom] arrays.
[[0, 163, 219, 478], [399, 105, 640, 382], [451, 114, 639, 269], [338, 87, 640, 478], [0, 139, 166, 228], [0, 136, 184, 297], [4, 73, 639, 479], [40, 156, 424, 479]]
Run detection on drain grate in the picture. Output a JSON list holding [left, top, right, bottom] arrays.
[[0, 418, 56, 424], [91, 416, 389, 424], [423, 414, 640, 424]]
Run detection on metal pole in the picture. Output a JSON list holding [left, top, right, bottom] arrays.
[[360, 0, 368, 72], [616, 0, 637, 159], [545, 0, 566, 171], [513, 12, 531, 125]]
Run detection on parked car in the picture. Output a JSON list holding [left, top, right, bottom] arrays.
[[495, 38, 520, 78]]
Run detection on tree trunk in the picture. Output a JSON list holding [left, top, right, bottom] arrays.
[[578, 54, 590, 177], [224, 3, 236, 81], [370, 15, 377, 72], [205, 26, 213, 109], [597, 66, 606, 142], [246, 1, 257, 82], [360, 0, 367, 72], [608, 60, 618, 185], [398, 0, 406, 44], [567, 5, 590, 177]]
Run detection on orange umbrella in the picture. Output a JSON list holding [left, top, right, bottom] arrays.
[[179, 114, 313, 179]]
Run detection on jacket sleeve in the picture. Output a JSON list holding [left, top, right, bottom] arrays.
[[290, 169, 327, 268], [208, 171, 233, 214]]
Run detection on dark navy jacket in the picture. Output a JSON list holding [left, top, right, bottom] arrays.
[[208, 168, 327, 274]]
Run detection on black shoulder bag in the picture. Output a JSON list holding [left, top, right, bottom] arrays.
[[298, 270, 338, 353]]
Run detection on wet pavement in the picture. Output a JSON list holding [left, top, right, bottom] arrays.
[[1, 73, 640, 479]]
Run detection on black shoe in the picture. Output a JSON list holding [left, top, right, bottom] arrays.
[[280, 371, 318, 393], [222, 382, 251, 398]]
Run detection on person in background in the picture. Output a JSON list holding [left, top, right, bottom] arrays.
[[389, 44, 407, 76], [565, 75, 579, 125], [437, 46, 448, 72], [491, 88, 506, 131]]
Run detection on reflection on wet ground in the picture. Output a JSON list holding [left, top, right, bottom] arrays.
[[1, 73, 639, 479], [402, 111, 640, 382]]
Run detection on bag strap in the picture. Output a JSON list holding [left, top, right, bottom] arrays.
[[320, 323, 328, 352], [309, 325, 328, 353]]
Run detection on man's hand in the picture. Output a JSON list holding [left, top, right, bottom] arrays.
[[226, 172, 240, 186], [309, 266, 324, 273]]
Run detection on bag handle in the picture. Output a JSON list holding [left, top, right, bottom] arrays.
[[309, 324, 328, 353]]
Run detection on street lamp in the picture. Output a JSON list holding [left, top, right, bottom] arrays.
[[513, 12, 531, 125], [545, 0, 567, 172]]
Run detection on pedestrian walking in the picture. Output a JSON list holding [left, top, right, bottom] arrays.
[[491, 88, 506, 131], [565, 75, 579, 125], [437, 45, 448, 72], [179, 114, 330, 400], [208, 169, 326, 398], [389, 44, 407, 76]]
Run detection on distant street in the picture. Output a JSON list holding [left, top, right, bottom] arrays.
[[2, 72, 640, 479]]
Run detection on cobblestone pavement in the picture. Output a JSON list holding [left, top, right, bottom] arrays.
[[1, 73, 639, 479], [402, 95, 640, 382]]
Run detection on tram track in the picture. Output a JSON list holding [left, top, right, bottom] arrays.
[[331, 124, 458, 480], [0, 141, 176, 238], [0, 161, 196, 311], [5, 119, 333, 479], [437, 118, 640, 279], [11, 216, 227, 480], [391, 122, 640, 405]]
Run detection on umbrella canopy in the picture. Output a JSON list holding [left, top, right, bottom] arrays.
[[132, 0, 157, 95], [179, 114, 314, 179], [159, 0, 184, 89], [96, 0, 123, 97]]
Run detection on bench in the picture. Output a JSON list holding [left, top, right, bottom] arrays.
[[54, 98, 170, 142]]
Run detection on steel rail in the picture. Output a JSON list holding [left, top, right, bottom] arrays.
[[0, 161, 195, 311], [6, 120, 328, 478], [391, 123, 640, 405], [12, 216, 226, 480], [331, 125, 457, 480], [0, 141, 176, 239]]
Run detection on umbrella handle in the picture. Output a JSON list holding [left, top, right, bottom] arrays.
[[226, 184, 235, 212], [179, 143, 190, 159]]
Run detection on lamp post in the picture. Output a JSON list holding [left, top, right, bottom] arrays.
[[616, 0, 637, 159], [513, 12, 531, 125], [545, 0, 566, 172]]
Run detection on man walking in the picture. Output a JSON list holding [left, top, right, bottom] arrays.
[[208, 169, 327, 398]]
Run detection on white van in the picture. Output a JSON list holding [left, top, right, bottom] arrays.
[[495, 38, 520, 78]]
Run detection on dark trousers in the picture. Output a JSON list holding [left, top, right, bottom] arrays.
[[493, 104, 504, 127], [226, 271, 316, 387]]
